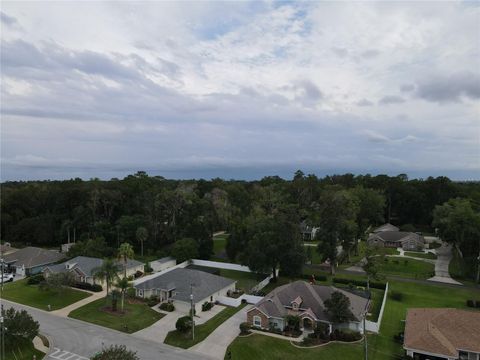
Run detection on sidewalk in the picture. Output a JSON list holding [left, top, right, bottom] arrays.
[[51, 289, 107, 317]]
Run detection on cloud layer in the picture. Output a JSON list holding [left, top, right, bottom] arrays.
[[1, 2, 479, 180]]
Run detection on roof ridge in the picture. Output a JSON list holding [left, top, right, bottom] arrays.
[[428, 321, 457, 356]]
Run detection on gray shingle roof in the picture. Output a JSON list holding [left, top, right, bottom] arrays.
[[2, 247, 65, 269], [368, 231, 424, 246], [252, 281, 369, 322], [45, 256, 144, 277], [134, 268, 236, 303], [373, 223, 400, 233]]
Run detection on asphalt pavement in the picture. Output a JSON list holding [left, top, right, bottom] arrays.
[[3, 299, 213, 360]]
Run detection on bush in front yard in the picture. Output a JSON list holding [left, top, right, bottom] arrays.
[[239, 322, 250, 335], [159, 302, 175, 312], [329, 329, 362, 342], [146, 296, 160, 307], [201, 301, 213, 311], [72, 282, 103, 292], [176, 316, 192, 333], [126, 287, 136, 298], [27, 274, 44, 285]]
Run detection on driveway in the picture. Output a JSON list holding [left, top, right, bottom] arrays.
[[4, 299, 213, 360], [133, 308, 182, 343], [428, 243, 462, 285], [191, 305, 252, 359]]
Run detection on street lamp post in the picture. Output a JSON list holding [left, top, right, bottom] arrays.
[[190, 284, 195, 341]]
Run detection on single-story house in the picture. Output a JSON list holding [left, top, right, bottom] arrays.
[[43, 256, 145, 285], [367, 224, 424, 251], [247, 280, 369, 334], [2, 246, 66, 276], [134, 268, 236, 313], [149, 257, 176, 272], [300, 221, 319, 241], [0, 243, 16, 256], [404, 308, 480, 360]]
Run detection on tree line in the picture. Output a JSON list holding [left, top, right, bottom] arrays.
[[1, 171, 479, 279]]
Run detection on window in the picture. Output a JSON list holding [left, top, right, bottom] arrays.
[[253, 315, 262, 327], [292, 302, 298, 310]]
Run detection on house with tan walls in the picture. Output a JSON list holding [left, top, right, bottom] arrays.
[[43, 256, 144, 285]]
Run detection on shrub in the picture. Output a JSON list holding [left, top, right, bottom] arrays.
[[239, 322, 250, 335], [330, 329, 362, 342], [176, 316, 192, 333], [467, 299, 475, 307], [476, 300, 480, 308], [27, 274, 44, 285], [126, 287, 136, 298], [72, 282, 103, 292], [159, 302, 175, 312], [393, 332, 404, 343], [301, 273, 328, 282], [202, 302, 213, 312], [241, 298, 247, 304], [390, 291, 403, 301], [146, 296, 160, 307], [332, 277, 386, 290], [144, 263, 153, 273], [134, 271, 143, 279]]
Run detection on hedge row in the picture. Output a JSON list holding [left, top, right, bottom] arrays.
[[332, 277, 386, 290], [73, 282, 103, 292]]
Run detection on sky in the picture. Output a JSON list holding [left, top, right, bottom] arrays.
[[1, 1, 479, 181]]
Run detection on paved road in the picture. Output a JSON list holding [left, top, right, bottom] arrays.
[[3, 300, 213, 360]]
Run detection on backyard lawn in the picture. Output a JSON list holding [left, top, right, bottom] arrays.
[[225, 280, 480, 360], [404, 251, 437, 259], [2, 279, 91, 311], [6, 339, 44, 360], [379, 257, 434, 279], [212, 233, 232, 262], [366, 288, 385, 322], [68, 298, 164, 333], [165, 303, 247, 349]]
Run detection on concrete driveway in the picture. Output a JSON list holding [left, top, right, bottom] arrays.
[[134, 308, 182, 343], [428, 242, 462, 285], [191, 305, 252, 360]]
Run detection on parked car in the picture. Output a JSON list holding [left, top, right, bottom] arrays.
[[0, 273, 14, 283]]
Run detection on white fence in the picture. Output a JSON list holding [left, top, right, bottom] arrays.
[[365, 282, 389, 333], [133, 260, 188, 286], [191, 259, 252, 272], [216, 294, 264, 307]]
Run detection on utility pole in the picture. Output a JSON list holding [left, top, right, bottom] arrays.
[[363, 312, 368, 360], [190, 284, 195, 341]]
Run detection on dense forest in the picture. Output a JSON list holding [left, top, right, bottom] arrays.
[[1, 171, 479, 279]]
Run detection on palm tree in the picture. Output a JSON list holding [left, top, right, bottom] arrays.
[[116, 276, 129, 312], [118, 242, 135, 278], [136, 227, 148, 258], [93, 259, 120, 297]]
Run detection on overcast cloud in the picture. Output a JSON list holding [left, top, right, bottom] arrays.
[[1, 1, 479, 181]]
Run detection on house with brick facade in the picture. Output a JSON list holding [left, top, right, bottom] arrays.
[[247, 280, 370, 334]]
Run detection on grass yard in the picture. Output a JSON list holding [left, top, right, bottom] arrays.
[[379, 257, 434, 279], [2, 279, 91, 311], [6, 338, 44, 360], [366, 288, 385, 322], [211, 233, 231, 262], [225, 280, 480, 360], [404, 251, 437, 260], [165, 303, 247, 349], [68, 297, 164, 333], [219, 269, 266, 292]]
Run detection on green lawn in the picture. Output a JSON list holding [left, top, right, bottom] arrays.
[[366, 288, 385, 322], [404, 251, 437, 260], [165, 303, 247, 349], [219, 269, 266, 292], [2, 279, 91, 311], [6, 338, 44, 360], [379, 257, 434, 279], [212, 233, 231, 262], [68, 297, 164, 333], [225, 280, 480, 360]]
